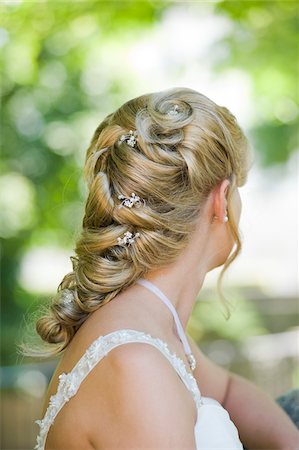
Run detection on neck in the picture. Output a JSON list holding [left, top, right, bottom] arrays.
[[137, 263, 208, 335], [118, 215, 214, 341]]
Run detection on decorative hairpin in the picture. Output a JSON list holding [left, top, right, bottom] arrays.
[[168, 104, 179, 116], [119, 130, 138, 147], [117, 231, 140, 246], [61, 289, 74, 304], [118, 192, 145, 209]]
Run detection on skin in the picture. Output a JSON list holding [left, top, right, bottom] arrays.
[[116, 177, 238, 335], [43, 179, 298, 449]]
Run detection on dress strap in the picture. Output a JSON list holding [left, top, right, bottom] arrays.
[[34, 329, 202, 450], [136, 279, 196, 371]]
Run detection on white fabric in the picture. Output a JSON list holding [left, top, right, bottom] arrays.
[[35, 329, 244, 450]]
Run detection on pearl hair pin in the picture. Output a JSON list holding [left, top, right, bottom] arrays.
[[118, 192, 145, 209], [117, 231, 140, 246], [61, 289, 74, 304], [167, 104, 179, 116], [119, 130, 138, 148]]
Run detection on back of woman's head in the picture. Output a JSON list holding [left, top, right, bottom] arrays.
[[18, 87, 254, 359]]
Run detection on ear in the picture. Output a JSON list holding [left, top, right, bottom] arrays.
[[213, 179, 230, 222], [222, 179, 230, 208]]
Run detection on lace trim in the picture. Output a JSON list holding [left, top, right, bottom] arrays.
[[34, 328, 203, 450]]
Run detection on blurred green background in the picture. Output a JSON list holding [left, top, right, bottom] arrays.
[[1, 1, 298, 448]]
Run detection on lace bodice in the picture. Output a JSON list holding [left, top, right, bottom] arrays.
[[34, 328, 243, 450], [34, 328, 203, 450]]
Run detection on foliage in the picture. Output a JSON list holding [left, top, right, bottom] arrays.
[[215, 0, 298, 166], [0, 1, 297, 365]]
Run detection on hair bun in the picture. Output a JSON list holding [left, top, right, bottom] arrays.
[[136, 93, 194, 147], [156, 98, 193, 122], [149, 91, 194, 128]]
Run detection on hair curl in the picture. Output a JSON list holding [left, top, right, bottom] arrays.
[[18, 87, 254, 359]]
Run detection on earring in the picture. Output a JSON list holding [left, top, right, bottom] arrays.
[[213, 212, 228, 223]]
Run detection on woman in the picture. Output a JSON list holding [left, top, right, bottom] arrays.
[[20, 87, 298, 449]]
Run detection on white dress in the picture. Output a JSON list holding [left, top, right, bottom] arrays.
[[35, 329, 244, 450]]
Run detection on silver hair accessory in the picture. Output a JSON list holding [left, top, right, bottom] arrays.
[[61, 289, 74, 304], [118, 192, 145, 209], [119, 130, 138, 147], [168, 104, 179, 116], [117, 231, 140, 246]]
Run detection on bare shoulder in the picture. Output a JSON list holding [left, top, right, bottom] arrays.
[[85, 342, 197, 449]]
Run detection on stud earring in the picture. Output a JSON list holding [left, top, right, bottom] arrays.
[[213, 212, 228, 223]]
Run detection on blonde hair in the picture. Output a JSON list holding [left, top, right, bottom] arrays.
[[18, 87, 254, 359]]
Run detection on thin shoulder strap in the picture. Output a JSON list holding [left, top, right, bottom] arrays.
[[34, 329, 202, 450]]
